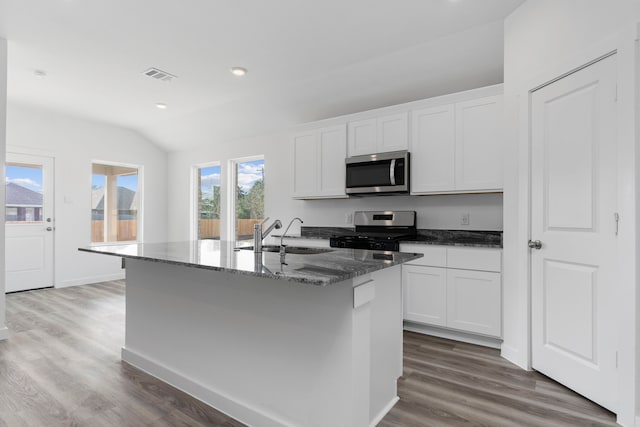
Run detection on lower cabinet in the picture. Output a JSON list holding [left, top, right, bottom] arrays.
[[446, 268, 501, 337], [401, 245, 502, 339], [403, 265, 447, 327]]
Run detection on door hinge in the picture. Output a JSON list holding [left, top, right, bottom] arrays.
[[614, 212, 620, 235], [615, 84, 618, 102], [616, 350, 619, 368]]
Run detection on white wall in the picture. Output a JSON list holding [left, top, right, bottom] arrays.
[[0, 38, 7, 340], [6, 103, 168, 288], [167, 129, 503, 242], [503, 1, 640, 425]]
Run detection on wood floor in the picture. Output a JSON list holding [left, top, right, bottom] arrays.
[[0, 281, 617, 427]]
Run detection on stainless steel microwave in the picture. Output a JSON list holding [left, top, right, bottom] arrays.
[[345, 150, 410, 195]]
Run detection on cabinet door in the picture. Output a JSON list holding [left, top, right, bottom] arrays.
[[402, 265, 447, 327], [455, 95, 503, 191], [446, 269, 501, 337], [347, 118, 377, 156], [318, 125, 347, 197], [378, 113, 408, 153], [410, 105, 456, 193], [291, 132, 317, 198]]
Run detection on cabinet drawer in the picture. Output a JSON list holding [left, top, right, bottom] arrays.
[[447, 248, 501, 272], [399, 244, 446, 267]]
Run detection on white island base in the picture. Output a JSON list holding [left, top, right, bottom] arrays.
[[121, 258, 403, 427]]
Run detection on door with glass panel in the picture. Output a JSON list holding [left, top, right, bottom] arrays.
[[5, 153, 54, 292]]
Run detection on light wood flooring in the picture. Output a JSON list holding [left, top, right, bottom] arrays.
[[0, 280, 618, 426]]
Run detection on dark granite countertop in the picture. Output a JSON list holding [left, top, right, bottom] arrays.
[[79, 240, 422, 287], [277, 227, 503, 248], [402, 230, 502, 248]]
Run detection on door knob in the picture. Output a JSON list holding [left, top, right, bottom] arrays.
[[528, 240, 542, 250], [46, 227, 53, 231]]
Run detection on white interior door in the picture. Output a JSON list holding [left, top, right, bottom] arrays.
[[531, 54, 618, 412], [5, 153, 54, 292]]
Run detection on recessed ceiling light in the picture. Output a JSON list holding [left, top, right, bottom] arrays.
[[33, 70, 47, 78], [155, 103, 168, 109], [230, 67, 248, 77]]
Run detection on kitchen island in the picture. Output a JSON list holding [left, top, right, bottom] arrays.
[[80, 240, 422, 427]]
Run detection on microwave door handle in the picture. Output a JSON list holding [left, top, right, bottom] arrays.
[[389, 159, 396, 185]]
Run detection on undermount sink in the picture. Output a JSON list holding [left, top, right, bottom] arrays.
[[236, 245, 334, 255]]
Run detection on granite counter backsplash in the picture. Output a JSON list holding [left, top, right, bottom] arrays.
[[409, 229, 502, 248], [279, 226, 503, 248]]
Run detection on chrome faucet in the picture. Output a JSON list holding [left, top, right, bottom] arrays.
[[280, 217, 304, 252], [253, 217, 282, 253]]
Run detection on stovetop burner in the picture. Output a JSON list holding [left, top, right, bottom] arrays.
[[329, 210, 417, 252]]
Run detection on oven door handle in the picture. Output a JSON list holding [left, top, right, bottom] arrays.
[[389, 159, 396, 186]]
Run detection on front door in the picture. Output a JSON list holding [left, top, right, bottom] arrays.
[[530, 54, 618, 411], [5, 153, 54, 292]]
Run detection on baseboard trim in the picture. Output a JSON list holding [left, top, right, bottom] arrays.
[[57, 272, 125, 288], [0, 327, 8, 341], [370, 396, 399, 427], [121, 347, 294, 427], [500, 343, 529, 370], [404, 322, 502, 349]]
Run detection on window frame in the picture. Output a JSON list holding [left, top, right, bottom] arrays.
[[190, 161, 222, 241], [90, 160, 144, 246]]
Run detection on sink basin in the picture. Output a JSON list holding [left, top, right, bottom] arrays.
[[236, 245, 334, 255]]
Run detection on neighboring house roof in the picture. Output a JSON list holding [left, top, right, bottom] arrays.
[[6, 182, 43, 207], [92, 187, 137, 210]]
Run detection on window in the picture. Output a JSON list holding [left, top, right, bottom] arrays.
[[91, 163, 140, 243], [233, 157, 264, 241], [5, 163, 44, 223], [195, 163, 221, 239]]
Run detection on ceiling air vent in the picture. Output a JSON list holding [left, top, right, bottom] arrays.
[[142, 67, 177, 82]]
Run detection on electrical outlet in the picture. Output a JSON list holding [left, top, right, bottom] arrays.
[[461, 213, 470, 226], [345, 213, 353, 224]]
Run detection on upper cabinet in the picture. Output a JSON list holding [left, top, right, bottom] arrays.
[[347, 112, 408, 157], [411, 94, 503, 194], [292, 124, 347, 199], [291, 85, 503, 199], [455, 96, 503, 191], [411, 104, 456, 193]]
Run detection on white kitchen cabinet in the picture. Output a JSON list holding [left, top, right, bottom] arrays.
[[348, 112, 408, 156], [347, 118, 377, 156], [455, 95, 503, 191], [292, 124, 347, 199], [410, 105, 456, 193], [292, 131, 316, 197], [400, 244, 502, 339], [446, 269, 502, 337], [411, 94, 503, 194], [403, 265, 447, 327]]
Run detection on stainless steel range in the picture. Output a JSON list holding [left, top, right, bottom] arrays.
[[329, 211, 417, 251]]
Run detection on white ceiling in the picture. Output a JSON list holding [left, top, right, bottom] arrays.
[[0, 0, 525, 152]]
